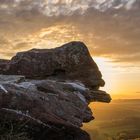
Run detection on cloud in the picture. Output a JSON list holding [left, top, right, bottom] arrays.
[[0, 0, 139, 17], [0, 0, 140, 64], [0, 36, 33, 58], [0, 0, 95, 16]]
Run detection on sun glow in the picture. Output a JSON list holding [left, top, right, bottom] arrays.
[[93, 57, 116, 95], [93, 57, 140, 99]]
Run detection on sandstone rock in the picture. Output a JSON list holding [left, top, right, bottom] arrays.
[[0, 41, 111, 140], [0, 74, 25, 84], [89, 90, 111, 103], [0, 80, 93, 127], [0, 108, 91, 140], [0, 59, 9, 73], [0, 77, 110, 139], [2, 41, 104, 89], [0, 79, 93, 139]]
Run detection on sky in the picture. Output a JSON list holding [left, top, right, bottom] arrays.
[[0, 0, 140, 99]]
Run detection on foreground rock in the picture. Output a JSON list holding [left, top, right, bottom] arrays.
[[2, 41, 104, 89], [0, 42, 111, 140]]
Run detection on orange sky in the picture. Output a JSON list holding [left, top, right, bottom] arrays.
[[94, 57, 140, 99]]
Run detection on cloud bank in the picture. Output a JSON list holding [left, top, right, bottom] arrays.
[[0, 0, 140, 65], [0, 0, 139, 16]]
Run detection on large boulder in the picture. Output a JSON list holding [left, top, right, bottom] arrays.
[[3, 41, 104, 89], [0, 80, 92, 127], [0, 41, 111, 140], [0, 76, 111, 140]]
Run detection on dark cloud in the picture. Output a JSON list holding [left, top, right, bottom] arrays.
[[0, 0, 139, 17]]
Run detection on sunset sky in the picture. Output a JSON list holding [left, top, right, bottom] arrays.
[[0, 0, 140, 99]]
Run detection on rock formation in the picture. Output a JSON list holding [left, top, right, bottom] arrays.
[[0, 41, 111, 140]]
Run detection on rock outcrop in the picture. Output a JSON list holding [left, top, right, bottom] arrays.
[[2, 41, 104, 89], [0, 41, 111, 140]]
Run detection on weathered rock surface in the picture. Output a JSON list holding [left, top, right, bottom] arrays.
[[0, 41, 111, 140], [2, 41, 104, 89], [0, 59, 10, 73]]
